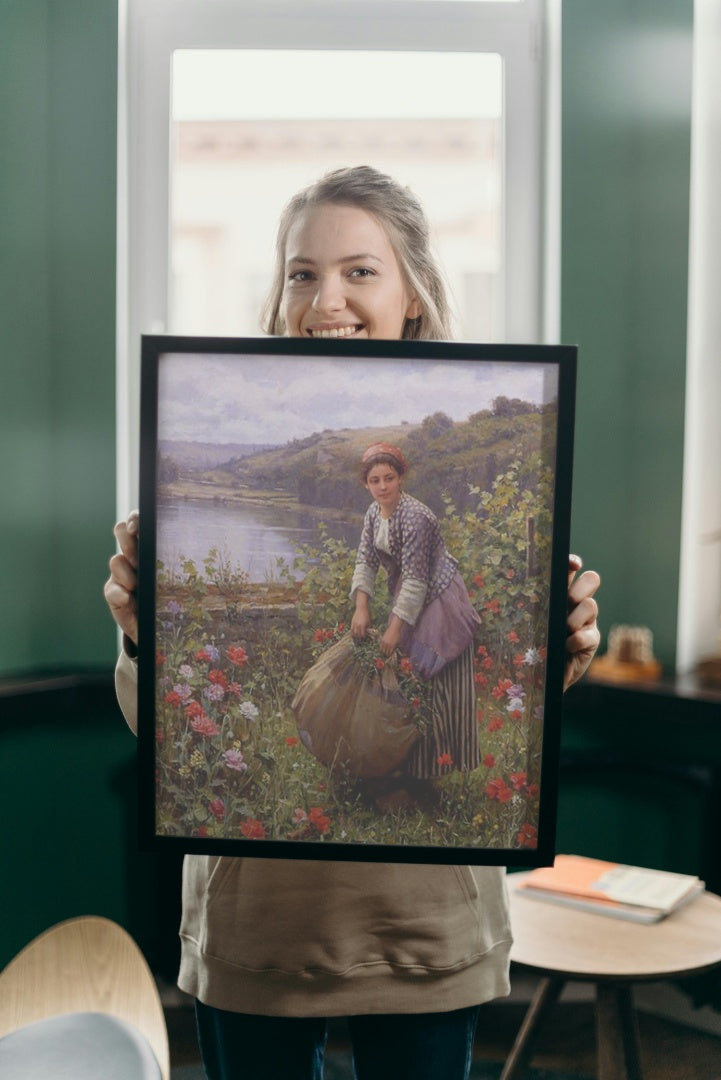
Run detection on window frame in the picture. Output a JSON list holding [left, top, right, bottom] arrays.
[[117, 0, 558, 511]]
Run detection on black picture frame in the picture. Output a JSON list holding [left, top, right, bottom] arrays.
[[138, 335, 576, 865]]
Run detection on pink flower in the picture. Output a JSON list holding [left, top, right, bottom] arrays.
[[208, 798, 225, 821], [223, 749, 247, 772]]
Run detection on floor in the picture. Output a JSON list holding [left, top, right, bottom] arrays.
[[164, 975, 721, 1079]]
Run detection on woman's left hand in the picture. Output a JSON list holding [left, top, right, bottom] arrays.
[[380, 616, 403, 657], [564, 555, 601, 691]]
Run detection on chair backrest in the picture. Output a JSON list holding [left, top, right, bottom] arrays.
[[0, 915, 170, 1080]]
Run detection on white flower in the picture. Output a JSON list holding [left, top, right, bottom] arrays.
[[239, 700, 259, 721], [523, 648, 542, 666]]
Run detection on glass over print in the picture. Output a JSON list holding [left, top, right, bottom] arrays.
[[138, 336, 576, 865]]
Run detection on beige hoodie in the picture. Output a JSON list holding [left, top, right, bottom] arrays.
[[116, 651, 512, 1016]]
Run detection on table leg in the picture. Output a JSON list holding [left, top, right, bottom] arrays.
[[499, 976, 565, 1080], [596, 982, 643, 1080]]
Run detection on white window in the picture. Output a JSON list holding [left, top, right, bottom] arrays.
[[117, 0, 557, 510]]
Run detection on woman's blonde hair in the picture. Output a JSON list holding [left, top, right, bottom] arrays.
[[261, 165, 454, 341]]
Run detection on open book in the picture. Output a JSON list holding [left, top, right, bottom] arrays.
[[516, 854, 705, 923]]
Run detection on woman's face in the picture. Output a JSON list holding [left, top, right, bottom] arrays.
[[281, 203, 421, 340], [364, 462, 403, 516]]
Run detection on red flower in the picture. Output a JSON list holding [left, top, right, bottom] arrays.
[[156, 650, 166, 665], [477, 645, 488, 657], [308, 806, 331, 834], [483, 754, 496, 769], [228, 682, 243, 698], [185, 700, 204, 718], [164, 690, 183, 707], [525, 783, 540, 798], [313, 628, 325, 642], [324, 628, 335, 640], [482, 656, 494, 670], [191, 713, 221, 736], [509, 772, 527, 791], [226, 645, 248, 666], [474, 673, 488, 687], [487, 716, 504, 732], [507, 630, 520, 643], [208, 669, 228, 687], [411, 697, 421, 708], [514, 653, 526, 667], [506, 569, 516, 580], [196, 826, 209, 838], [485, 778, 513, 803], [374, 658, 385, 670], [240, 818, 266, 839], [484, 598, 501, 614], [491, 679, 513, 699], [437, 752, 453, 767], [400, 657, 414, 674], [473, 573, 485, 587], [285, 736, 299, 747], [194, 648, 212, 662], [208, 798, 226, 821], [337, 623, 346, 633], [516, 823, 538, 849]]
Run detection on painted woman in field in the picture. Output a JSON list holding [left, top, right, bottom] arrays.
[[351, 441, 481, 784]]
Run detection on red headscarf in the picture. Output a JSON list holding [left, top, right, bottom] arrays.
[[361, 442, 408, 470]]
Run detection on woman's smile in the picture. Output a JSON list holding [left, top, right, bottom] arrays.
[[281, 204, 421, 340]]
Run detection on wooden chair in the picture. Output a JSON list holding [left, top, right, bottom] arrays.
[[0, 915, 170, 1079]]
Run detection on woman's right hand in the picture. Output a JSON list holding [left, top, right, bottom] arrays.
[[104, 510, 139, 646]]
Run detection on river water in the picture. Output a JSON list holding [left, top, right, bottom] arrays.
[[156, 497, 360, 582]]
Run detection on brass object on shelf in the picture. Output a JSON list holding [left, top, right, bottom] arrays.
[[590, 624, 662, 683]]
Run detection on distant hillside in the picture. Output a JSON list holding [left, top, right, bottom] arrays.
[[195, 401, 557, 518], [159, 440, 277, 470]]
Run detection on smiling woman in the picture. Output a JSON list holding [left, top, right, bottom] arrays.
[[263, 166, 451, 341]]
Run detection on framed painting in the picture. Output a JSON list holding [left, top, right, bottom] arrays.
[[137, 335, 576, 865]]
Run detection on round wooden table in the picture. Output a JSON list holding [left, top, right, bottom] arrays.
[[503, 873, 721, 1080]]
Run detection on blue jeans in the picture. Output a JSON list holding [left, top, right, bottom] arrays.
[[195, 1000, 481, 1080]]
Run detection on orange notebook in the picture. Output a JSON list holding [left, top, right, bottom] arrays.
[[517, 854, 704, 923]]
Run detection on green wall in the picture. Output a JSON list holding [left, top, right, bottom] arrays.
[[562, 0, 693, 670], [0, 0, 119, 676]]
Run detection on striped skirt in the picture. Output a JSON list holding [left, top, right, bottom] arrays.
[[404, 643, 480, 778]]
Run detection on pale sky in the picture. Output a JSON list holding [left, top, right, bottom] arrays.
[[157, 351, 558, 445]]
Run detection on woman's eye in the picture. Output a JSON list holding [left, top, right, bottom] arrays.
[[288, 269, 313, 283], [349, 267, 375, 279]]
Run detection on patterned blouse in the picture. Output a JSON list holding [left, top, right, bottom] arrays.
[[350, 492, 458, 625]]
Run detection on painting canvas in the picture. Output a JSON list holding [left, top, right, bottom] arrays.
[[138, 336, 576, 865]]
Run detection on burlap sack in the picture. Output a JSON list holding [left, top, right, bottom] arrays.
[[291, 633, 418, 778]]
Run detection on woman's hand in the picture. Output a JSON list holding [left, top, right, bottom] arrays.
[[351, 592, 372, 641], [379, 615, 403, 657], [104, 510, 140, 646], [564, 554, 601, 691]]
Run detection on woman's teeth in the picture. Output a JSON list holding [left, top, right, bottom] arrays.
[[310, 325, 360, 338]]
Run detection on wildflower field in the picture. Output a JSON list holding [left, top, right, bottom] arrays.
[[153, 455, 554, 853]]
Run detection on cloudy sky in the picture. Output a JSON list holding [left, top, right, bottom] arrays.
[[156, 350, 558, 446]]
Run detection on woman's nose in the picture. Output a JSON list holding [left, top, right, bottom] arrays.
[[312, 274, 345, 314]]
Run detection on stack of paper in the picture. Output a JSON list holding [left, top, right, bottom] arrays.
[[517, 854, 705, 923]]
